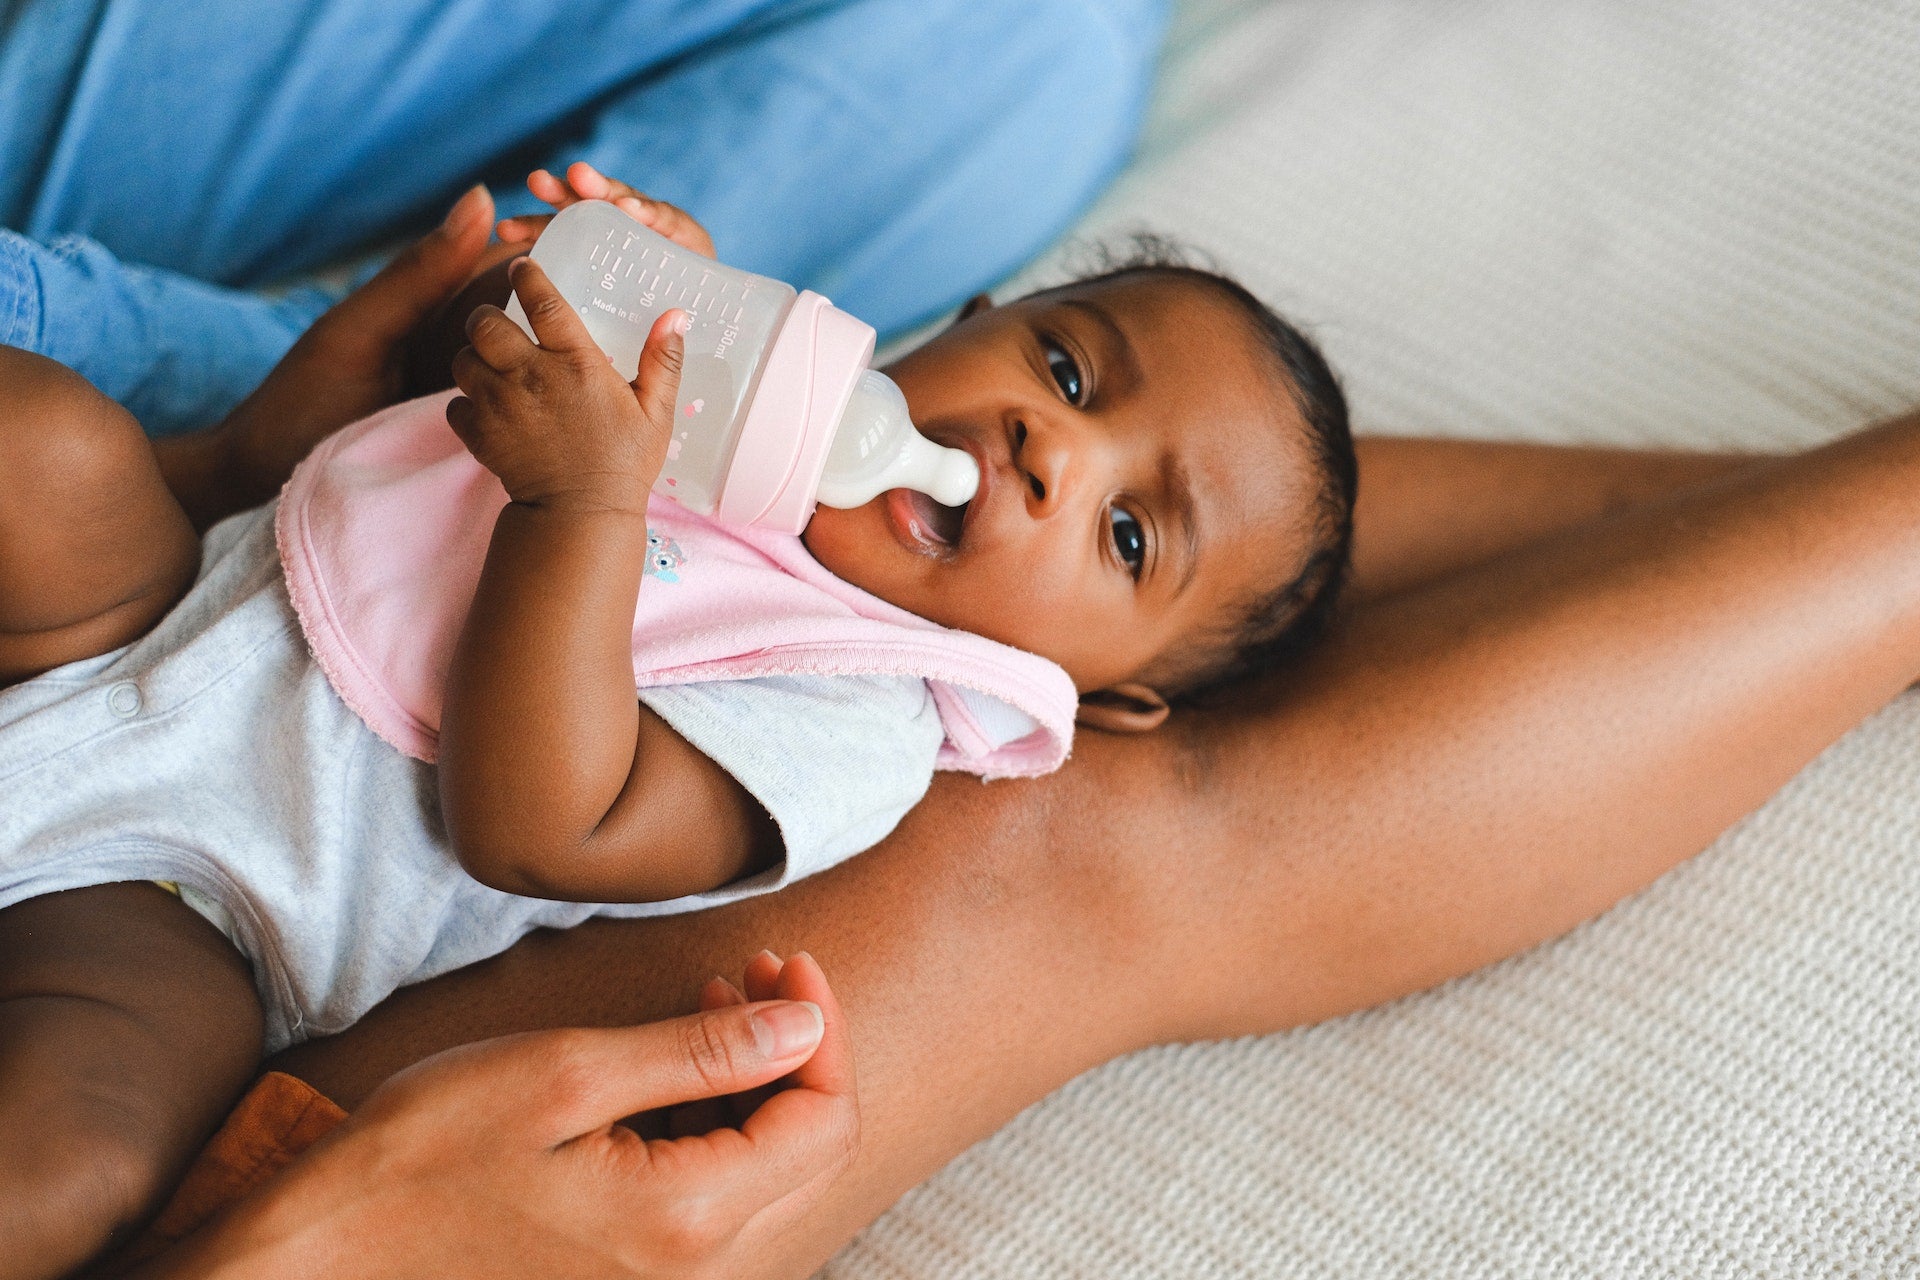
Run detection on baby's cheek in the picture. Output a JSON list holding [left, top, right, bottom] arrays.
[[951, 558, 1093, 658]]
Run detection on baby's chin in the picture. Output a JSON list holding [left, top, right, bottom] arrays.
[[800, 497, 916, 599], [802, 497, 995, 635], [805, 490, 954, 574]]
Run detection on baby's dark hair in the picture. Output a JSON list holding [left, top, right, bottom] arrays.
[[1045, 236, 1357, 702]]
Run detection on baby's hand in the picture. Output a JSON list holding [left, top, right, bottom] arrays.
[[498, 160, 717, 258], [447, 257, 686, 512]]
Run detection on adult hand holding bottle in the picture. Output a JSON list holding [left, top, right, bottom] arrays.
[[126, 953, 857, 1279]]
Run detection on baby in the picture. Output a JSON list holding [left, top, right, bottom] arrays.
[[0, 171, 1354, 1276]]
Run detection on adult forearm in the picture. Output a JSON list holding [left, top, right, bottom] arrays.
[[276, 765, 1155, 1276], [1174, 411, 1920, 1035], [1349, 436, 1760, 600], [0, 228, 323, 439], [278, 410, 1920, 1275], [151, 428, 256, 533]]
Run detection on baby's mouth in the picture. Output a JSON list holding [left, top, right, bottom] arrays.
[[888, 488, 970, 552]]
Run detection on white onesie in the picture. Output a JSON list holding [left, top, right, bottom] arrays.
[[0, 504, 943, 1051]]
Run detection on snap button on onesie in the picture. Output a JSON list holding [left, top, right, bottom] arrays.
[[106, 682, 142, 718]]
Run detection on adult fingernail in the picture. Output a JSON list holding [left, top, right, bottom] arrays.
[[751, 1001, 823, 1058], [671, 312, 691, 336]]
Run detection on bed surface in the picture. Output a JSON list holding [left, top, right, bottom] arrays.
[[834, 1, 1920, 1275]]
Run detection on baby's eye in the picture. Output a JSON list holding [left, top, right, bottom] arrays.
[[1044, 339, 1085, 405], [1109, 506, 1145, 577]]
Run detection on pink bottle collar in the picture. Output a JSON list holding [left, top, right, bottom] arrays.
[[714, 291, 875, 535]]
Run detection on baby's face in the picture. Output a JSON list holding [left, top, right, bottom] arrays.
[[801, 275, 1319, 701]]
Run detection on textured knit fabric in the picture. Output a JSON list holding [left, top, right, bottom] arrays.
[[275, 391, 1076, 778], [824, 0, 1920, 1276], [0, 505, 943, 1053], [0, 0, 1167, 434]]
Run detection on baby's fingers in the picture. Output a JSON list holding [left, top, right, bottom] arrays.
[[444, 393, 486, 455], [563, 161, 618, 201], [632, 309, 689, 429], [509, 258, 599, 355], [617, 194, 716, 258], [530, 162, 715, 257], [462, 304, 535, 371], [526, 167, 585, 211], [527, 163, 620, 210]]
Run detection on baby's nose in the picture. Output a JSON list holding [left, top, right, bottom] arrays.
[[1014, 417, 1076, 511]]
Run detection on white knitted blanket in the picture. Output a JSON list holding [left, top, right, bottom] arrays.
[[832, 1, 1920, 1275]]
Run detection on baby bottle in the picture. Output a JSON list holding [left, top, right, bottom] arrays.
[[505, 200, 978, 535]]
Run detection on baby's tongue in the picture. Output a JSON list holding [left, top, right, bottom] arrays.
[[905, 489, 967, 547]]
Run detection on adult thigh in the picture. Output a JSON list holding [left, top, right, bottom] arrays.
[[547, 0, 1173, 333]]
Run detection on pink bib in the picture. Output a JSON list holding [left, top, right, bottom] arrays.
[[275, 393, 1075, 779]]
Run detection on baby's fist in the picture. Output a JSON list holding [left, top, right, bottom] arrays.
[[447, 259, 685, 512]]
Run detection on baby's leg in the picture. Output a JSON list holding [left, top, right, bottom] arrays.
[[0, 347, 199, 686], [0, 882, 262, 1280]]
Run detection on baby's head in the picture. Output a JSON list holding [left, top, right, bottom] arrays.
[[801, 244, 1355, 731]]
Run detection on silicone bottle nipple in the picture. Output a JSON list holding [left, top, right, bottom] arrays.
[[814, 370, 980, 510]]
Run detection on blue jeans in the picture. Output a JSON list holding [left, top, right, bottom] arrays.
[[0, 0, 1166, 435]]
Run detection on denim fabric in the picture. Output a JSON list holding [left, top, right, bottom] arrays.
[[0, 0, 1167, 434]]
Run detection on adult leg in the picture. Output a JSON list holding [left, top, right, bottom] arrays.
[[537, 0, 1171, 334], [0, 348, 198, 683], [0, 232, 335, 444], [0, 883, 263, 1280], [0, 0, 798, 440]]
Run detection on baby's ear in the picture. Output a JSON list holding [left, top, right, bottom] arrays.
[[953, 293, 994, 325], [1076, 682, 1170, 734]]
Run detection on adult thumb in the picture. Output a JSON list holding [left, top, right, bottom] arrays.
[[532, 1000, 824, 1143], [327, 185, 496, 348]]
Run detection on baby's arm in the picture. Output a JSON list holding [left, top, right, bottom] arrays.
[[436, 258, 777, 902]]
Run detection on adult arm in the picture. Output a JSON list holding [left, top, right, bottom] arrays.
[[1347, 436, 1758, 600], [277, 408, 1920, 1275]]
